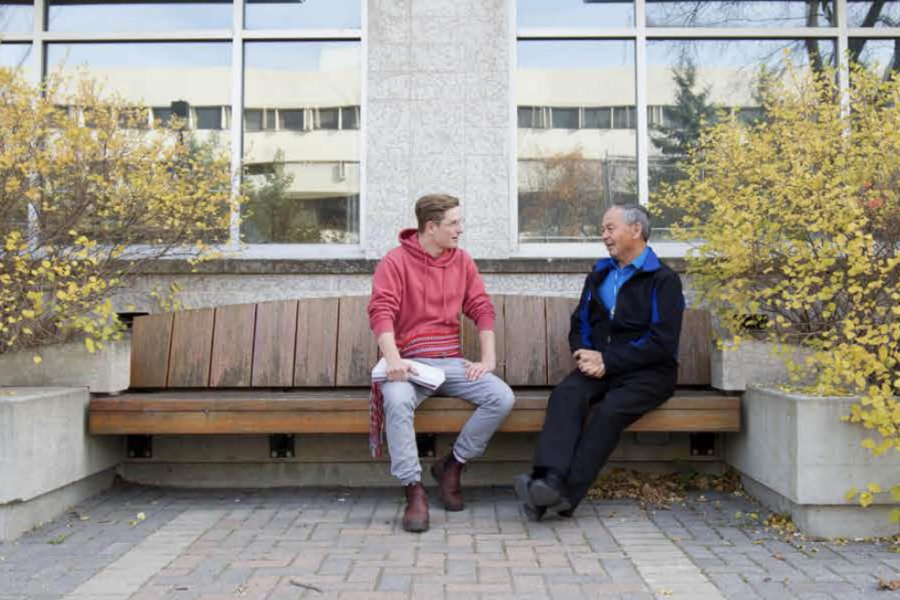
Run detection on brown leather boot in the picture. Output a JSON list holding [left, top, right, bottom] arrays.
[[402, 482, 429, 533], [430, 452, 465, 511]]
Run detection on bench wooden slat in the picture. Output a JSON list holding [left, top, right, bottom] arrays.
[[130, 313, 173, 388], [678, 309, 712, 385], [209, 304, 256, 387], [504, 295, 547, 386], [294, 298, 339, 387], [251, 300, 297, 387], [336, 296, 378, 386], [546, 297, 578, 385], [167, 308, 215, 387], [462, 295, 507, 381], [89, 391, 739, 435], [91, 390, 737, 412]]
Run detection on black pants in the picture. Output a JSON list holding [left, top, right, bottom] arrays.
[[532, 368, 676, 508]]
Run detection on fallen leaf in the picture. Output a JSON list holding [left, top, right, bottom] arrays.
[[879, 579, 900, 591]]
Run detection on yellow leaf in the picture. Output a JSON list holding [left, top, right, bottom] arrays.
[[84, 338, 95, 354], [32, 355, 42, 365], [867, 483, 882, 494]]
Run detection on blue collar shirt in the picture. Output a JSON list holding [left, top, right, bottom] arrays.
[[600, 247, 650, 319]]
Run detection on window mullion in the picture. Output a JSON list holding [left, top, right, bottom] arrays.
[[230, 0, 245, 251]]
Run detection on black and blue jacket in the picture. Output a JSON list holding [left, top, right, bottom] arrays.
[[569, 247, 685, 377]]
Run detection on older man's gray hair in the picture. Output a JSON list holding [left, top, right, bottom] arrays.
[[615, 203, 652, 242]]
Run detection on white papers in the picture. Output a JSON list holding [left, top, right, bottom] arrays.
[[371, 357, 446, 390]]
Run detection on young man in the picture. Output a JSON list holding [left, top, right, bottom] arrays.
[[368, 194, 514, 533], [515, 203, 685, 520]]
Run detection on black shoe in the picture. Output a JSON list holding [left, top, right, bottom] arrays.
[[529, 472, 565, 508], [514, 474, 546, 522], [556, 498, 575, 518]]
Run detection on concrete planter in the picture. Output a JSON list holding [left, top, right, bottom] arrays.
[[0, 339, 130, 394], [711, 339, 811, 392], [0, 388, 123, 540], [726, 386, 900, 538]]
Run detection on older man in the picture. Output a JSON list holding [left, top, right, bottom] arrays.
[[515, 204, 685, 520]]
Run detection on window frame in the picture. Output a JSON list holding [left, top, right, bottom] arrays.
[[511, 0, 900, 258], [10, 0, 365, 258]]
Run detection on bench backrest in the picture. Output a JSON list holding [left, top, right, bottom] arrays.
[[129, 295, 711, 389]]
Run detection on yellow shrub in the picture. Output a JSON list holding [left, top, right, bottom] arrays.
[[654, 61, 899, 516], [0, 67, 244, 355]]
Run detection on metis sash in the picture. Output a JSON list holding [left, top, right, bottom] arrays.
[[369, 331, 462, 458]]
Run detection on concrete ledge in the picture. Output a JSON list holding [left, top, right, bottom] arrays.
[[711, 340, 811, 392], [0, 340, 130, 394], [726, 386, 900, 538], [740, 475, 899, 539], [0, 387, 124, 540], [0, 468, 116, 541]]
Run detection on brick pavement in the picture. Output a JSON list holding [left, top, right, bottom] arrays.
[[0, 484, 897, 600]]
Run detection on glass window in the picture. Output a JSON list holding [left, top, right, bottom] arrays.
[[0, 43, 31, 70], [848, 1, 900, 28], [340, 106, 358, 130], [278, 109, 303, 131], [612, 106, 635, 129], [245, 0, 360, 30], [245, 108, 263, 132], [0, 1, 31, 33], [551, 107, 579, 129], [194, 106, 223, 130], [518, 0, 633, 29], [583, 107, 612, 129], [647, 39, 837, 238], [850, 38, 900, 78], [47, 1, 233, 33], [647, 0, 836, 28], [243, 42, 361, 244], [518, 40, 637, 244], [46, 42, 232, 146], [318, 107, 339, 130]]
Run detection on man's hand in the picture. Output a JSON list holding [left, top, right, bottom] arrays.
[[463, 359, 495, 381], [573, 349, 605, 379], [386, 357, 418, 382]]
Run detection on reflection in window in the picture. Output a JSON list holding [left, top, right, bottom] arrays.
[[850, 38, 900, 79], [245, 0, 360, 30], [47, 1, 233, 33], [0, 1, 31, 33], [584, 107, 612, 129], [518, 40, 637, 243], [47, 43, 232, 134], [551, 107, 579, 129], [279, 109, 303, 131], [245, 108, 263, 132], [340, 106, 358, 130], [243, 41, 360, 244], [647, 39, 837, 238], [318, 107, 339, 130], [194, 106, 224, 130], [647, 0, 835, 28], [0, 43, 31, 70], [517, 0, 633, 29], [848, 1, 900, 28]]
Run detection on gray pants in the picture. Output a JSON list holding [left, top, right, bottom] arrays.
[[381, 358, 515, 485]]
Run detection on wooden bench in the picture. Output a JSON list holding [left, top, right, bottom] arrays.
[[89, 296, 739, 441]]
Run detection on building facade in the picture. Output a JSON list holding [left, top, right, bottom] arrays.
[[2, 0, 898, 310]]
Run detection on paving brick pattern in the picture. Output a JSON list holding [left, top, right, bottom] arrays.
[[0, 485, 897, 599]]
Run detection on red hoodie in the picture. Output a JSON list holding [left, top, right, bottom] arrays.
[[368, 229, 495, 343]]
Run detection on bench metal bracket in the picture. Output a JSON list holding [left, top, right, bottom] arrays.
[[269, 434, 295, 458], [127, 435, 153, 459], [690, 432, 716, 457]]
